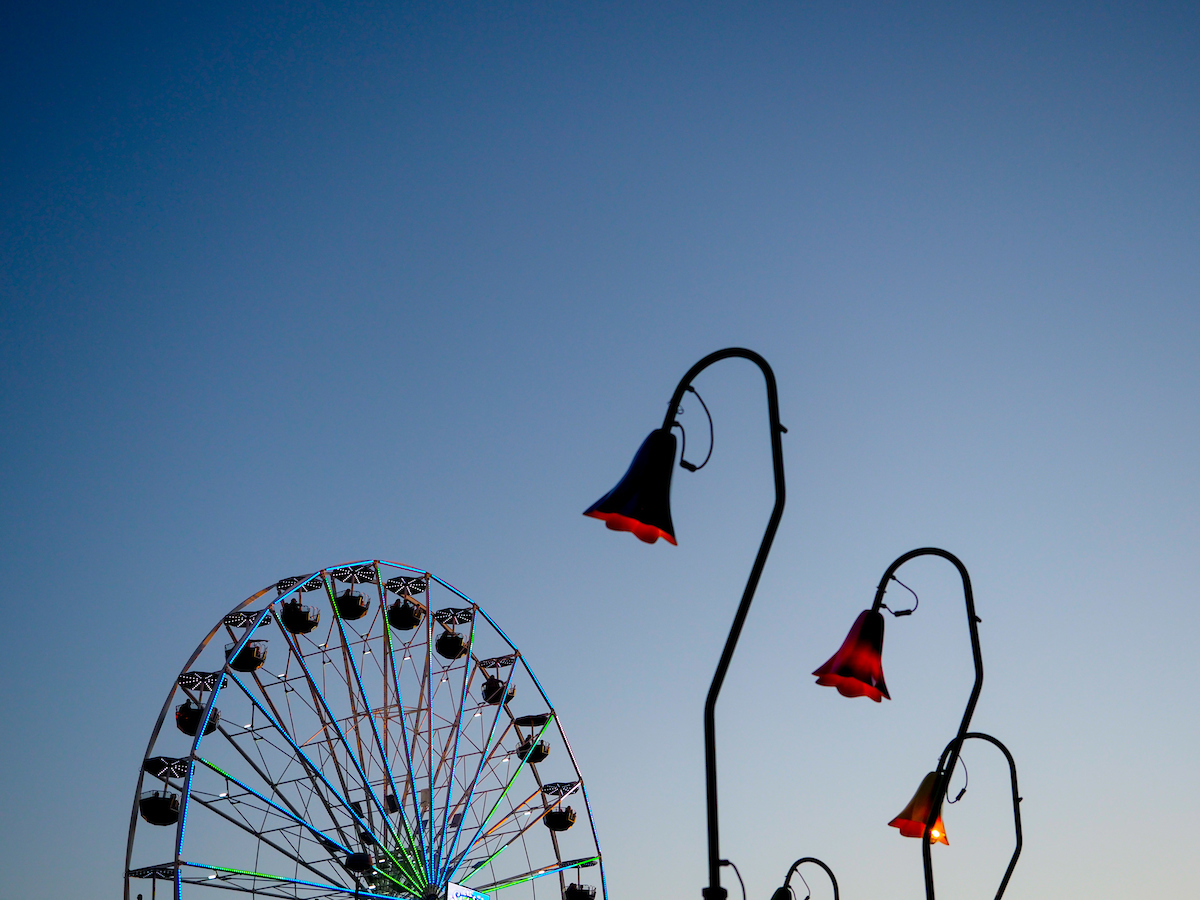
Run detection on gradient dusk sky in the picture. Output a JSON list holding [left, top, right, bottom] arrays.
[[2, 3, 1199, 898]]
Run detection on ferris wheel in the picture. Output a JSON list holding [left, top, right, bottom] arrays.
[[125, 560, 606, 900]]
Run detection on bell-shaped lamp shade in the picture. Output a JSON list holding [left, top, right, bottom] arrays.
[[583, 428, 677, 545], [812, 609, 890, 701], [889, 771, 949, 844]]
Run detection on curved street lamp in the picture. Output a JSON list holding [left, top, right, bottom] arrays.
[[812, 547, 983, 900], [892, 732, 1023, 899], [769, 857, 839, 900], [584, 348, 786, 900]]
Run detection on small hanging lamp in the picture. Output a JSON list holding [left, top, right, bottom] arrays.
[[890, 771, 949, 844], [812, 609, 890, 701], [583, 428, 678, 544]]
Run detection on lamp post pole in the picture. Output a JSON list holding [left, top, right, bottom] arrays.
[[870, 548, 983, 900], [585, 347, 786, 900], [932, 733, 1023, 900], [653, 349, 787, 900], [658, 350, 787, 900]]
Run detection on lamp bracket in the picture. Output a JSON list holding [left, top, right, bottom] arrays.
[[881, 574, 920, 617], [675, 385, 714, 472]]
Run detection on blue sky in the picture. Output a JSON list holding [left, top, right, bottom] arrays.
[[2, 2, 1198, 898]]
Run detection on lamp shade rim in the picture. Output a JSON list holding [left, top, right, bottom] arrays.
[[889, 814, 949, 844], [583, 510, 677, 545], [813, 672, 886, 702]]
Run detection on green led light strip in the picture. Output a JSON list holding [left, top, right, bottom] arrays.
[[220, 667, 428, 888], [183, 861, 416, 899], [451, 716, 556, 884], [480, 856, 601, 893], [319, 573, 427, 881]]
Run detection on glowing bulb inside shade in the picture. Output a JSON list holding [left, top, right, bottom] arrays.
[[931, 830, 941, 839]]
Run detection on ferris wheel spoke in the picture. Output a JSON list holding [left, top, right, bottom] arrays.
[[424, 602, 435, 875], [270, 622, 364, 821], [216, 722, 349, 856], [432, 618, 479, 879], [306, 581, 403, 845], [181, 861, 413, 899], [232, 684, 311, 802], [475, 785, 543, 844], [468, 856, 602, 894], [286, 655, 426, 887], [221, 670, 406, 877], [383, 605, 434, 882], [175, 877, 334, 900], [194, 756, 353, 856], [273, 632, 395, 835], [477, 776, 579, 859], [442, 717, 555, 886], [329, 604, 423, 878], [178, 790, 347, 888], [321, 580, 375, 789], [437, 663, 520, 884]]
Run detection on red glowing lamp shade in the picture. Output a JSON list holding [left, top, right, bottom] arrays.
[[812, 609, 890, 701], [583, 428, 678, 545], [889, 771, 949, 844]]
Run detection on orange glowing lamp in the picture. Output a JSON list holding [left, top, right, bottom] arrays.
[[812, 609, 890, 702], [890, 771, 949, 845]]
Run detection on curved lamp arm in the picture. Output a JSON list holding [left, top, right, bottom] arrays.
[[777, 857, 839, 900], [932, 733, 1023, 900], [663, 349, 787, 900], [870, 548, 983, 900]]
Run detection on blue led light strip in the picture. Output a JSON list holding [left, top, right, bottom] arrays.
[[433, 612, 478, 881], [442, 716, 555, 887], [223, 669, 424, 889], [181, 861, 407, 899], [175, 606, 271, 900], [381, 592, 434, 881], [437, 663, 519, 885], [326, 569, 425, 882]]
